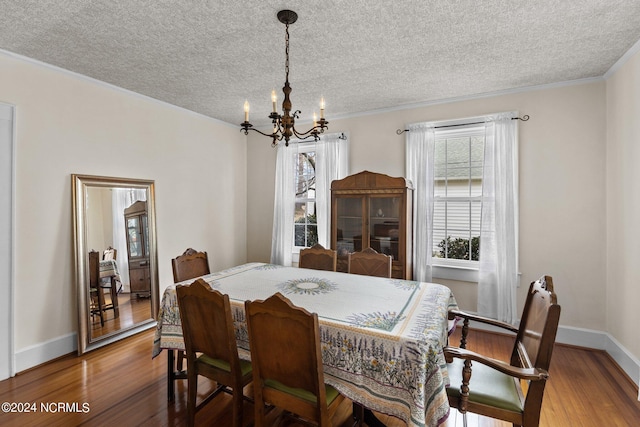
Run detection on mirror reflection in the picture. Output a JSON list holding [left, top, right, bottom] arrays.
[[73, 175, 159, 354]]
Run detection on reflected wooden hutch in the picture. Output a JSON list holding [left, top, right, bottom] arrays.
[[331, 171, 413, 279], [124, 200, 151, 298]]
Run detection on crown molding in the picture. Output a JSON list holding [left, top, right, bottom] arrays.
[[604, 37, 640, 79]]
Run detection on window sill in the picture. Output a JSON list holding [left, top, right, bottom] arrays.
[[432, 264, 478, 283]]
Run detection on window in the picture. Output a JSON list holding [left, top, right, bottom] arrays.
[[432, 125, 484, 267], [407, 113, 518, 314], [293, 144, 318, 248], [272, 133, 348, 266]]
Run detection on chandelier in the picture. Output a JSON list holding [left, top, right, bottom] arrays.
[[240, 10, 328, 147]]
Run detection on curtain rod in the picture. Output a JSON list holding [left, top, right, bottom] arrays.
[[395, 115, 529, 135]]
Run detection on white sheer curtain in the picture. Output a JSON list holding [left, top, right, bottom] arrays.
[[405, 123, 436, 282], [112, 188, 146, 292], [270, 142, 297, 266], [315, 133, 349, 247], [271, 134, 349, 265], [478, 112, 519, 324]]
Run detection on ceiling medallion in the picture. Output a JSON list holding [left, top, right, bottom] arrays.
[[240, 10, 328, 147]]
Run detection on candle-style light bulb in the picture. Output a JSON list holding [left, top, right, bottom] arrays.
[[271, 89, 277, 113], [320, 96, 325, 119], [244, 100, 250, 122], [313, 112, 318, 128]]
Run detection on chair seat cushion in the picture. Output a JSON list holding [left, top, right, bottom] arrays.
[[264, 378, 340, 406], [447, 358, 523, 413], [198, 354, 252, 376]]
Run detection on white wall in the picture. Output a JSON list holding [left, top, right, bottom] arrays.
[[247, 80, 608, 332], [606, 48, 640, 365], [0, 52, 247, 367]]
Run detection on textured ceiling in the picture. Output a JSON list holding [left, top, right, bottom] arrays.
[[2, 1, 640, 127]]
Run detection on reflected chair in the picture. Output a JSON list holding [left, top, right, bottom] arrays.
[[89, 250, 105, 327], [299, 243, 337, 271], [89, 250, 117, 325], [445, 276, 561, 427], [176, 279, 252, 427], [102, 246, 117, 260], [172, 248, 211, 283], [347, 247, 392, 278], [245, 292, 357, 427], [172, 248, 211, 372]]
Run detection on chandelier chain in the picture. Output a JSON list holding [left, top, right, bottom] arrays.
[[285, 23, 290, 83]]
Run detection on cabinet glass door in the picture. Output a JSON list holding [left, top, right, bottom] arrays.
[[369, 196, 401, 260], [126, 217, 143, 258], [335, 196, 364, 255]]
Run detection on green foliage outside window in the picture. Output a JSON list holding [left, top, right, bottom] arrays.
[[295, 214, 318, 247], [438, 236, 480, 261]]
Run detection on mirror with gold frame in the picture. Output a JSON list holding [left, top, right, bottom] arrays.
[[72, 174, 159, 354]]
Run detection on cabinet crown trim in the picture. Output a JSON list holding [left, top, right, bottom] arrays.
[[331, 170, 413, 191]]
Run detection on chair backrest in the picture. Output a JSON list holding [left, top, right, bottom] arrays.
[[171, 248, 210, 283], [176, 279, 240, 372], [245, 292, 329, 423], [89, 250, 100, 289], [512, 276, 561, 371], [512, 276, 561, 416], [103, 246, 117, 261], [348, 247, 392, 278], [299, 243, 337, 271]]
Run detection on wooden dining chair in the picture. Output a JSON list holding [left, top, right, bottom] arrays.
[[176, 279, 252, 427], [445, 276, 561, 427], [245, 292, 357, 427], [347, 247, 392, 278], [172, 247, 211, 283], [299, 243, 337, 271], [171, 248, 211, 372]]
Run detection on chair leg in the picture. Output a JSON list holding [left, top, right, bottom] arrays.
[[352, 402, 364, 426], [232, 386, 244, 427], [186, 367, 197, 427], [97, 286, 106, 325], [177, 350, 185, 372], [253, 388, 266, 427]]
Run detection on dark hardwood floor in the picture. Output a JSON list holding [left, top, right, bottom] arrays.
[[1, 327, 639, 426]]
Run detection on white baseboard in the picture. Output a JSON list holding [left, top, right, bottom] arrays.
[[15, 333, 77, 373], [466, 321, 640, 396]]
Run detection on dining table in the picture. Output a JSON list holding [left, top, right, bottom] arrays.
[[99, 259, 121, 317], [152, 262, 458, 427]]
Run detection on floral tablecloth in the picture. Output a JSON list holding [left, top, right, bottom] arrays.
[[99, 259, 121, 285], [152, 263, 458, 427]]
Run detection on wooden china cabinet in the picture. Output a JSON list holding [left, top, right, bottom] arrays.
[[124, 200, 151, 298], [331, 171, 414, 279]]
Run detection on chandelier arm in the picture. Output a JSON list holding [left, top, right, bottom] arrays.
[[295, 132, 322, 141], [292, 125, 322, 138], [242, 126, 279, 139]]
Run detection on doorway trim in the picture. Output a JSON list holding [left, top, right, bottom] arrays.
[[0, 102, 15, 379]]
